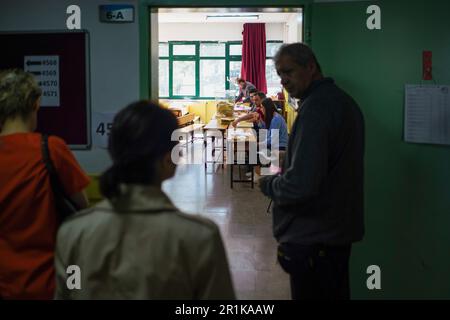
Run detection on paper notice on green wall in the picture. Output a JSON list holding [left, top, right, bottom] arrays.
[[404, 84, 450, 146]]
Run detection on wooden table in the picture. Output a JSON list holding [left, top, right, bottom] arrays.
[[203, 119, 228, 171], [178, 123, 205, 158], [226, 128, 258, 188]]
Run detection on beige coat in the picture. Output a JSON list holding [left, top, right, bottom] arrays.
[[55, 185, 235, 299]]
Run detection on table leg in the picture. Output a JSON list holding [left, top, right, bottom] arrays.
[[230, 164, 233, 189]]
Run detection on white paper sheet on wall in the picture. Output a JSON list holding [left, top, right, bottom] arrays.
[[404, 84, 450, 146], [24, 55, 60, 107]]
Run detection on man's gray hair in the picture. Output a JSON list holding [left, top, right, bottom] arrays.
[[273, 43, 322, 73], [0, 69, 42, 127]]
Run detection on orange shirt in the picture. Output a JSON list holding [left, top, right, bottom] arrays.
[[0, 133, 90, 299]]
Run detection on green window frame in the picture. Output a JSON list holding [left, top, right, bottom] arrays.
[[159, 40, 283, 100]]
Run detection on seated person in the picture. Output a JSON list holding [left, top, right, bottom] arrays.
[[231, 92, 266, 128], [55, 100, 235, 300], [256, 98, 289, 151], [0, 69, 89, 300], [247, 88, 258, 111], [234, 78, 256, 103], [253, 98, 289, 176]]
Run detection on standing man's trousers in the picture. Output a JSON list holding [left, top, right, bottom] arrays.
[[277, 243, 352, 300]]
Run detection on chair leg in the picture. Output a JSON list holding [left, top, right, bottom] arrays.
[[266, 199, 272, 213], [204, 132, 207, 170], [251, 165, 254, 189], [230, 164, 233, 189]]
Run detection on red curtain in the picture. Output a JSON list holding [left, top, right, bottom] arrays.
[[241, 23, 267, 93]]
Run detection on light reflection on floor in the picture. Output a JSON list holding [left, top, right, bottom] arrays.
[[163, 140, 290, 299]]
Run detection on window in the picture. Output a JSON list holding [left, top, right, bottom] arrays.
[[159, 43, 169, 57], [159, 40, 283, 99], [173, 61, 196, 96], [173, 44, 196, 55], [266, 41, 283, 96], [159, 43, 169, 98], [266, 41, 283, 58], [159, 59, 169, 97], [229, 43, 242, 56], [200, 60, 225, 97], [227, 41, 242, 93], [200, 42, 225, 57], [200, 42, 226, 97], [228, 61, 242, 92]]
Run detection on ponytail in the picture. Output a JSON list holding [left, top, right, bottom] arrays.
[[99, 165, 121, 199], [99, 159, 158, 199]]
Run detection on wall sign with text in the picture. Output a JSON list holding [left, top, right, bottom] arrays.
[[24, 55, 60, 107], [99, 4, 134, 23], [92, 111, 116, 149]]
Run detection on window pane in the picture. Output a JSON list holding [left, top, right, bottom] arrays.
[[159, 43, 168, 57], [200, 60, 225, 97], [229, 44, 242, 56], [173, 44, 196, 55], [266, 42, 283, 57], [159, 59, 169, 97], [200, 43, 225, 57], [266, 59, 281, 96], [173, 61, 196, 96], [229, 61, 242, 91]]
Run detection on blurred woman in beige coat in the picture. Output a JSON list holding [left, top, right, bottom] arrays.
[[55, 101, 235, 299]]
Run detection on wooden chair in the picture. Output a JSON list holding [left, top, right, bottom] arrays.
[[177, 113, 195, 127]]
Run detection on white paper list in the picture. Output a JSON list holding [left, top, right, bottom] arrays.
[[24, 55, 60, 107], [404, 84, 450, 146]]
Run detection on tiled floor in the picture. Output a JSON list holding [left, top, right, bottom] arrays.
[[163, 140, 291, 300]]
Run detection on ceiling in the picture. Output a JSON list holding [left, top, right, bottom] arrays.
[[158, 12, 302, 24]]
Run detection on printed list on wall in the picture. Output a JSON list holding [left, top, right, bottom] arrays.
[[404, 84, 450, 146], [24, 55, 60, 107]]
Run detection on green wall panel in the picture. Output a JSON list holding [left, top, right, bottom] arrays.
[[312, 0, 450, 299], [138, 0, 450, 299]]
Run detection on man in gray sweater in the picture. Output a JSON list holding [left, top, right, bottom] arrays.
[[259, 43, 365, 300], [235, 78, 256, 103]]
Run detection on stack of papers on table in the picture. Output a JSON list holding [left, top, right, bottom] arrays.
[[229, 129, 252, 140], [234, 104, 251, 112], [237, 121, 253, 128]]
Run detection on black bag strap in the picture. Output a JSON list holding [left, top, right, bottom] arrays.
[[40, 134, 78, 208]]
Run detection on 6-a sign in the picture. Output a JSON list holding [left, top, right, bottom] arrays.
[[99, 5, 135, 23]]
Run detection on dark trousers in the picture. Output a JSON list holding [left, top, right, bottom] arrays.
[[277, 243, 352, 300]]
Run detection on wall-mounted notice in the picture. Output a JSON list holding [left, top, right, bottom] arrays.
[[24, 55, 60, 107], [404, 84, 450, 146], [92, 111, 116, 149], [99, 4, 135, 23]]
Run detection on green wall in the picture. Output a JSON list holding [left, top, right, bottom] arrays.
[[311, 0, 450, 299]]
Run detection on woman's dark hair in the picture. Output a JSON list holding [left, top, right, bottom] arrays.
[[236, 78, 246, 84], [99, 100, 178, 199], [261, 98, 277, 129]]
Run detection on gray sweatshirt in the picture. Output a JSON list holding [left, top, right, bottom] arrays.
[[260, 78, 365, 246]]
